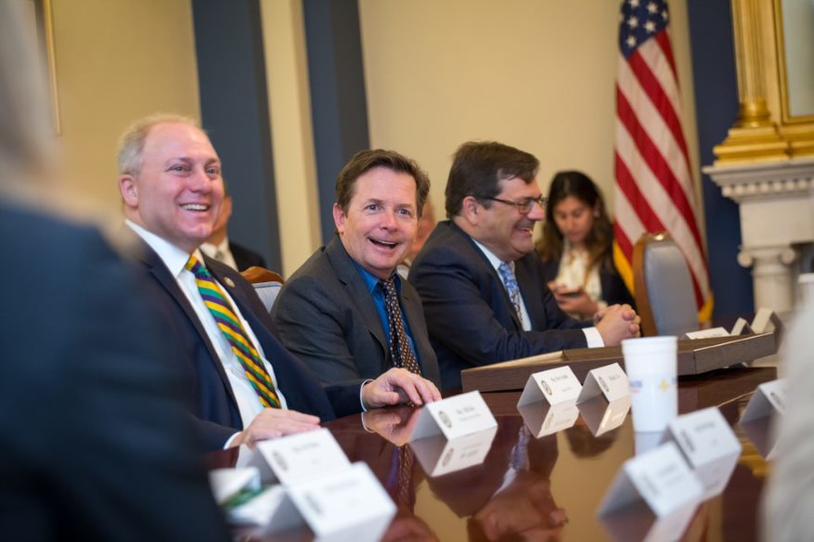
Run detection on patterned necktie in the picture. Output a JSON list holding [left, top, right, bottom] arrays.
[[186, 256, 281, 408], [380, 277, 421, 375], [498, 262, 524, 325]]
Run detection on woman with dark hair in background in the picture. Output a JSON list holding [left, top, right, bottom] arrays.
[[536, 170, 634, 320]]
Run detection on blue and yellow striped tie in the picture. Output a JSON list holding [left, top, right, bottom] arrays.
[[186, 256, 281, 408]]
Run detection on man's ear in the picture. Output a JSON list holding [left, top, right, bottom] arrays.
[[119, 175, 138, 208], [332, 202, 347, 235], [460, 195, 481, 226]]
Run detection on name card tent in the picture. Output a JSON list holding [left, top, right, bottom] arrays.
[[663, 407, 742, 499], [739, 378, 786, 459], [408, 391, 499, 477], [599, 442, 704, 541]]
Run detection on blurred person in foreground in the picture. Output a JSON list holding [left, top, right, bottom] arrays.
[[0, 2, 228, 539], [537, 170, 634, 320], [762, 300, 814, 542]]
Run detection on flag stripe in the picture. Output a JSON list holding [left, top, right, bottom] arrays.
[[628, 47, 691, 166], [616, 132, 705, 307], [656, 30, 678, 83], [616, 88, 705, 252], [617, 56, 697, 223], [616, 124, 709, 304]]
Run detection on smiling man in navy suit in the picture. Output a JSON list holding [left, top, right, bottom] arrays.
[[118, 115, 437, 450], [410, 141, 640, 390]]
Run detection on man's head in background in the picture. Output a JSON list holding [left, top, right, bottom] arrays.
[[406, 197, 437, 263]]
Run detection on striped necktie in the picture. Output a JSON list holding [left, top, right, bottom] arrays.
[[186, 256, 281, 408], [380, 277, 421, 375]]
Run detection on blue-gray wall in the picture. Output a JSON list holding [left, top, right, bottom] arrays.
[[192, 0, 282, 271], [687, 0, 754, 320], [303, 0, 370, 243]]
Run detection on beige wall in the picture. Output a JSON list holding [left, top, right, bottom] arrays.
[[51, 0, 200, 211], [359, 0, 701, 222], [260, 0, 322, 276]]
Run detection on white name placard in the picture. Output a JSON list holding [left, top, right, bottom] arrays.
[[580, 396, 632, 437], [518, 402, 580, 438], [410, 426, 498, 477], [684, 327, 730, 339], [751, 307, 776, 333], [410, 390, 497, 441], [256, 428, 350, 486], [740, 415, 777, 459], [730, 317, 753, 336], [577, 363, 630, 404], [665, 407, 741, 498], [740, 378, 787, 423], [286, 462, 396, 541], [599, 442, 703, 519], [517, 366, 582, 407]]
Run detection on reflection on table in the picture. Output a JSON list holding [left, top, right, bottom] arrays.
[[212, 367, 774, 541]]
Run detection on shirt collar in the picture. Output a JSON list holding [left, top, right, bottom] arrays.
[[350, 259, 400, 295], [126, 219, 203, 278], [472, 238, 514, 272]]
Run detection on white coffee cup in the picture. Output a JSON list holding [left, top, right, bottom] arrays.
[[622, 336, 678, 432]]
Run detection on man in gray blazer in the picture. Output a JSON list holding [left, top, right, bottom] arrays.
[[272, 150, 442, 395]]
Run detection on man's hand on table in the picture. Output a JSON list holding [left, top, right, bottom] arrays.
[[595, 304, 641, 345], [363, 368, 442, 409], [229, 409, 321, 448]]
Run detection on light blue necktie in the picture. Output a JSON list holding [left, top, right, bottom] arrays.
[[498, 262, 523, 326]]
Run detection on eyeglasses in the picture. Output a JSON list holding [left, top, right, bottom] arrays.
[[481, 195, 547, 214]]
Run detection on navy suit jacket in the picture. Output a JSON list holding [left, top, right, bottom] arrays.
[[230, 240, 266, 271], [409, 221, 587, 390], [539, 253, 635, 308], [271, 236, 441, 393], [1, 201, 228, 540], [133, 237, 340, 450]]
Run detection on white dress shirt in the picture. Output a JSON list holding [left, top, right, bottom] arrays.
[[127, 221, 288, 434], [200, 237, 238, 271], [472, 240, 603, 347]]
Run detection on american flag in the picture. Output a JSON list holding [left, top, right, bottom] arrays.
[[613, 0, 712, 320]]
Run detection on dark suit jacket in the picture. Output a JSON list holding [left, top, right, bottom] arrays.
[[0, 201, 228, 540], [540, 253, 635, 308], [230, 240, 266, 271], [132, 236, 343, 449], [409, 221, 587, 390], [271, 236, 441, 391]]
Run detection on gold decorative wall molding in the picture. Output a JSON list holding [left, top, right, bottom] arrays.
[[714, 0, 814, 165]]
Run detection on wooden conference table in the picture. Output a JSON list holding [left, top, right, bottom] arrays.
[[221, 366, 776, 541]]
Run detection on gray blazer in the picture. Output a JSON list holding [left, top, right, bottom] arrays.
[[271, 236, 441, 389]]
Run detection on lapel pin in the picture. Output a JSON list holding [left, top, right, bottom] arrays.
[[223, 277, 235, 288]]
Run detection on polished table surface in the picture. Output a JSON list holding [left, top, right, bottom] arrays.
[[224, 366, 776, 541]]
